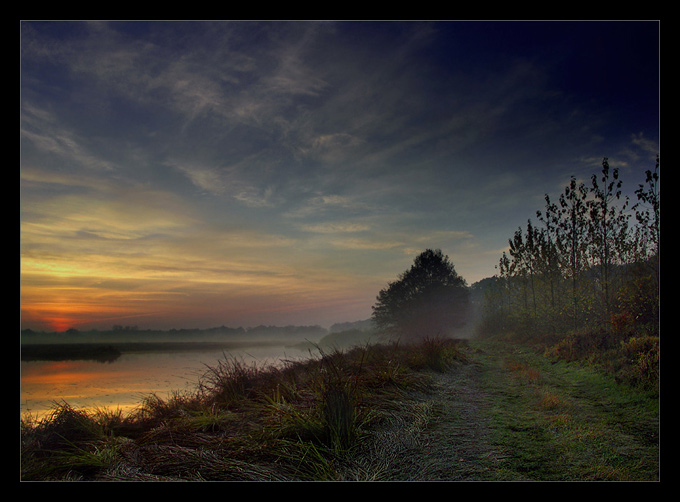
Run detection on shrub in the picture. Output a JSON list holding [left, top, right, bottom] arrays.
[[544, 330, 659, 392], [617, 336, 659, 390]]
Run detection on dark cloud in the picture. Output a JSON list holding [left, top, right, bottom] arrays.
[[20, 20, 659, 329]]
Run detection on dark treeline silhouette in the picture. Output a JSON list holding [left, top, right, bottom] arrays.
[[20, 324, 329, 345], [21, 343, 122, 363], [477, 156, 659, 339]]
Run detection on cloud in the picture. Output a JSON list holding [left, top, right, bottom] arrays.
[[299, 133, 365, 163], [20, 21, 659, 329], [21, 106, 118, 173], [172, 163, 226, 195], [300, 222, 371, 234], [630, 133, 658, 156]]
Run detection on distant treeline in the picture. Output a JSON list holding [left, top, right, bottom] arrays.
[[21, 321, 375, 346], [20, 340, 308, 363], [21, 321, 380, 362], [21, 344, 122, 363]]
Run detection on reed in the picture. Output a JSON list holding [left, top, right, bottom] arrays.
[[20, 337, 466, 480]]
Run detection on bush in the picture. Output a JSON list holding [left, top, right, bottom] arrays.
[[544, 330, 659, 392], [617, 336, 659, 389]]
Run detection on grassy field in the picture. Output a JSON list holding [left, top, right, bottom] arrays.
[[20, 334, 659, 481], [470, 341, 659, 480]]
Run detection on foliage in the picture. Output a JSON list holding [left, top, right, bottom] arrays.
[[372, 249, 470, 340], [543, 330, 659, 393], [479, 156, 660, 339]]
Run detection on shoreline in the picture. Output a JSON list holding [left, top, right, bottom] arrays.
[[20, 339, 303, 363]]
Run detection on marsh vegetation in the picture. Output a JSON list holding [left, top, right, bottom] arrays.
[[20, 157, 660, 481]]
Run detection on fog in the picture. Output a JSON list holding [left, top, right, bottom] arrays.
[[20, 324, 331, 346]]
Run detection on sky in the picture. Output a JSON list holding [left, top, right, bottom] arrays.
[[20, 20, 660, 332]]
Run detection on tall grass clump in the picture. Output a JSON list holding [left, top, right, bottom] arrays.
[[388, 336, 468, 373], [199, 354, 265, 407], [421, 336, 467, 371], [20, 402, 128, 480], [315, 347, 364, 451], [21, 338, 470, 480], [264, 346, 365, 453]]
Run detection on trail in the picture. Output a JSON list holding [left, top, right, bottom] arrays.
[[388, 347, 513, 481], [411, 357, 510, 480], [374, 341, 660, 482]]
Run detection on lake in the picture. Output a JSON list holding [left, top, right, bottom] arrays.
[[20, 343, 312, 420]]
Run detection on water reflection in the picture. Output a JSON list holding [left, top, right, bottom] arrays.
[[21, 344, 308, 420]]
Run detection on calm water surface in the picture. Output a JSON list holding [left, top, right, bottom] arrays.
[[21, 344, 309, 420]]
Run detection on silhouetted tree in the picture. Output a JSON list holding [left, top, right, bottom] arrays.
[[372, 249, 470, 340], [588, 158, 630, 318], [633, 154, 660, 264], [478, 155, 659, 338], [555, 176, 590, 329], [536, 194, 564, 314]]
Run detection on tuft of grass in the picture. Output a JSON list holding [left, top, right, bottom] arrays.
[[388, 336, 468, 373], [537, 390, 565, 410], [504, 359, 541, 384], [262, 345, 366, 453], [198, 354, 264, 406], [20, 402, 128, 480]]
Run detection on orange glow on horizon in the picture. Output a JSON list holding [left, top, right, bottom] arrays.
[[45, 317, 78, 333], [20, 222, 384, 330], [20, 299, 165, 332]]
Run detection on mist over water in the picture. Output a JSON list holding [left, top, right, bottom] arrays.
[[20, 317, 478, 419], [20, 343, 308, 420]]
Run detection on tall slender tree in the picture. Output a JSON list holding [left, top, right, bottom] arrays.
[[478, 155, 659, 339], [558, 175, 590, 329], [588, 158, 630, 318], [536, 195, 562, 314], [633, 154, 660, 263]]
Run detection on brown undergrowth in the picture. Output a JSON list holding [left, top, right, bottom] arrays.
[[20, 337, 467, 481]]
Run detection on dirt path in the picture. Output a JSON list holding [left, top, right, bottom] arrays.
[[410, 358, 510, 480], [378, 341, 660, 481]]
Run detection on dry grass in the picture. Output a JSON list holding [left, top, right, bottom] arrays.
[[21, 337, 468, 481], [504, 359, 541, 384]]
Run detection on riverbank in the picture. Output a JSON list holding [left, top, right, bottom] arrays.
[[20, 339, 302, 363], [20, 336, 659, 481]]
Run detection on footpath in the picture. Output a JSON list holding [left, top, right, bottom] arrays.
[[378, 341, 660, 481]]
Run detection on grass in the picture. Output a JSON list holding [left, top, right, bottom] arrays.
[[542, 328, 660, 393], [21, 337, 465, 481], [475, 339, 659, 481], [21, 334, 658, 481]]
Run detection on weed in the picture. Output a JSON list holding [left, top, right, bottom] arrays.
[[505, 359, 541, 384], [199, 354, 263, 406], [537, 391, 564, 410], [21, 337, 658, 481]]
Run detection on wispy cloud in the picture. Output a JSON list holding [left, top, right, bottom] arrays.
[[172, 163, 227, 195], [300, 222, 371, 234], [20, 21, 659, 329]]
